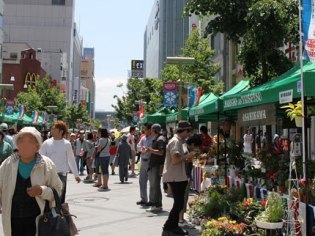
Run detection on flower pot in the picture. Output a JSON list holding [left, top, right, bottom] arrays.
[[256, 220, 283, 229], [295, 116, 302, 127]]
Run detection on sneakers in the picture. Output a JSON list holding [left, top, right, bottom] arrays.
[[136, 200, 147, 205], [145, 202, 154, 207], [146, 206, 162, 213]]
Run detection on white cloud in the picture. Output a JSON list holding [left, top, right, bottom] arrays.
[[94, 76, 127, 112]]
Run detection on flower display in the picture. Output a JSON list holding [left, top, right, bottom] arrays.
[[201, 216, 248, 236]]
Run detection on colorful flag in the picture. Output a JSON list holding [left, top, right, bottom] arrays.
[[302, 0, 315, 62], [139, 102, 145, 118], [163, 82, 177, 107], [32, 111, 40, 124], [18, 104, 25, 120], [41, 112, 48, 124], [189, 87, 202, 107]]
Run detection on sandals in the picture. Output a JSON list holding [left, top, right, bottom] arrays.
[[98, 186, 109, 191], [93, 183, 101, 187]]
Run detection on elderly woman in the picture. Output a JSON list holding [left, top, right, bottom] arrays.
[[0, 127, 62, 236]]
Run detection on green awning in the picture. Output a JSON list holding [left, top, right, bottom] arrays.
[[140, 107, 173, 125], [223, 62, 315, 111], [188, 80, 250, 122]]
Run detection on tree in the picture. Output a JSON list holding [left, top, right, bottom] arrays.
[[161, 29, 223, 94], [64, 103, 89, 129], [184, 0, 299, 86], [15, 76, 67, 116]]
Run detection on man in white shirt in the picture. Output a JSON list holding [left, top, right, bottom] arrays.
[[127, 126, 137, 177], [39, 121, 81, 203]]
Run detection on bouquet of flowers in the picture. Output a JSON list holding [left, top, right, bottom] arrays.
[[201, 216, 248, 236], [232, 198, 266, 224]]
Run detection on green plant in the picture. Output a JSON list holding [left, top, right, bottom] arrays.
[[256, 192, 285, 222], [281, 100, 303, 120], [201, 217, 248, 236]]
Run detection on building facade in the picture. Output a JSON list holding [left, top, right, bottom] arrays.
[[3, 0, 75, 104], [0, 0, 4, 83], [144, 0, 189, 78]]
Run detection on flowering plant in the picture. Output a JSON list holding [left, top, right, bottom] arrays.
[[201, 216, 248, 236], [232, 198, 266, 224], [281, 100, 303, 120]]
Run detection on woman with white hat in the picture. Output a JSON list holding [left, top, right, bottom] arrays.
[[0, 127, 62, 236]]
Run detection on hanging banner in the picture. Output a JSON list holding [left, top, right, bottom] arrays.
[[139, 102, 145, 118], [5, 100, 14, 115], [32, 111, 39, 124], [163, 82, 177, 107], [41, 112, 48, 125], [302, 0, 315, 62]]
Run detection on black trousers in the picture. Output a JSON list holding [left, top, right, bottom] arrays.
[[163, 181, 188, 230], [11, 215, 37, 236]]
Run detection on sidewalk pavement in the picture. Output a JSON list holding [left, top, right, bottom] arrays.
[[0, 167, 199, 236]]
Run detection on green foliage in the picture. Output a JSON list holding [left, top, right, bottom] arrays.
[[64, 103, 89, 129], [184, 0, 298, 86], [257, 192, 285, 222], [15, 76, 66, 116]]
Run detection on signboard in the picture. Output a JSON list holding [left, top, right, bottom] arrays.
[[279, 89, 293, 104], [163, 82, 177, 107], [238, 104, 276, 126], [73, 77, 79, 105], [131, 60, 144, 78]]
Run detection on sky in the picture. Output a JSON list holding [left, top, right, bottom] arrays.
[[75, 0, 155, 112]]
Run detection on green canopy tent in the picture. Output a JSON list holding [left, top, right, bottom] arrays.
[[222, 63, 315, 116], [140, 107, 173, 125], [0, 112, 18, 124], [165, 93, 211, 124], [188, 80, 250, 122]]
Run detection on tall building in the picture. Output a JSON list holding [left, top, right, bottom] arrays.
[[144, 0, 189, 78], [0, 0, 4, 83], [81, 47, 95, 118], [3, 0, 75, 104]]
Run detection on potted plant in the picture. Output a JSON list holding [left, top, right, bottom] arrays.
[[281, 100, 303, 127], [255, 192, 285, 229]]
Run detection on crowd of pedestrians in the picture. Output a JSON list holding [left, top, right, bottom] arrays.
[[0, 119, 211, 236]]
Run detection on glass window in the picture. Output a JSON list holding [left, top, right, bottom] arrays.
[[52, 0, 65, 5]]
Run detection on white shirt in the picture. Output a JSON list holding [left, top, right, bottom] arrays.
[[243, 133, 253, 154], [39, 138, 79, 177]]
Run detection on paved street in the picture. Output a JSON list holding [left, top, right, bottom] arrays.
[[65, 170, 198, 236], [0, 167, 199, 236]]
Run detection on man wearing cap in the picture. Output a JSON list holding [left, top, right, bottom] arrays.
[[127, 126, 137, 177], [136, 123, 154, 206], [0, 130, 13, 164], [0, 123, 14, 148], [145, 123, 167, 213], [162, 121, 195, 236], [39, 121, 80, 204]]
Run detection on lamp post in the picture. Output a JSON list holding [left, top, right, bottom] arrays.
[[165, 57, 195, 120]]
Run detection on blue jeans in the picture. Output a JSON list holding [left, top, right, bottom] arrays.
[[75, 155, 84, 174], [95, 156, 110, 176], [58, 174, 67, 204]]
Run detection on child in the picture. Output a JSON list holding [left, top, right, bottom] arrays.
[[115, 135, 132, 183]]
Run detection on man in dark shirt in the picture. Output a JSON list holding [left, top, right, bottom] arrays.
[[146, 123, 167, 213]]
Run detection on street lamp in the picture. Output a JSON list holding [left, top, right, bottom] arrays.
[[165, 57, 195, 120]]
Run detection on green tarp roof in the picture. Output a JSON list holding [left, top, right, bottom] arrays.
[[222, 62, 315, 111], [140, 107, 173, 125]]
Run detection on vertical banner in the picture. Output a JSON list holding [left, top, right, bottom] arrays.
[[5, 100, 15, 115], [163, 82, 177, 107], [302, 0, 315, 62], [41, 112, 48, 125], [73, 77, 79, 105]]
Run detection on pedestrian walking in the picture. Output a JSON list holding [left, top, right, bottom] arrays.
[[0, 130, 13, 165], [146, 123, 167, 213], [109, 131, 118, 175], [136, 123, 154, 206], [39, 120, 81, 204], [0, 126, 63, 236], [114, 134, 131, 183], [94, 128, 111, 190], [74, 130, 88, 175], [0, 123, 13, 148], [127, 126, 137, 177], [162, 121, 195, 236], [85, 132, 96, 182]]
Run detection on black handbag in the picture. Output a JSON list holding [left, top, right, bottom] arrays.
[[38, 188, 71, 236]]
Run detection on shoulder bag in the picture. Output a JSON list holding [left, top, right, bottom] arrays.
[[38, 188, 71, 236], [95, 138, 109, 158]]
